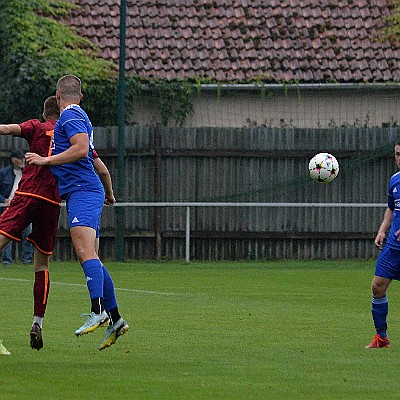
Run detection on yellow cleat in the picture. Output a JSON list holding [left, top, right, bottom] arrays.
[[75, 311, 109, 336], [98, 318, 129, 351], [0, 340, 11, 355]]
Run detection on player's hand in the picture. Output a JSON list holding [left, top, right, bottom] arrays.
[[104, 194, 116, 206], [25, 152, 47, 166], [374, 232, 386, 249]]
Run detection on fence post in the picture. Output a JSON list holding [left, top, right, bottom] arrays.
[[154, 125, 162, 260], [116, 0, 127, 262], [185, 206, 190, 263]]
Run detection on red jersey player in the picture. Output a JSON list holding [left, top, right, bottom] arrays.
[[0, 96, 61, 351]]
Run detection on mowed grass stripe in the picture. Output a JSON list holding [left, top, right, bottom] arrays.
[[1, 260, 400, 400], [0, 276, 184, 296]]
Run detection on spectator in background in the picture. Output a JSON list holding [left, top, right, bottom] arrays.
[[0, 149, 33, 265]]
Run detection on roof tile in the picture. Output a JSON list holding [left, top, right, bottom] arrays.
[[66, 0, 400, 83]]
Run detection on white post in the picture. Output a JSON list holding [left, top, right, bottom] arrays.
[[185, 206, 190, 263]]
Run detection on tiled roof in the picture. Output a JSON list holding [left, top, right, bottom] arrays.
[[66, 0, 400, 83]]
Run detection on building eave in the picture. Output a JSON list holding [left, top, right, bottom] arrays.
[[198, 83, 400, 91]]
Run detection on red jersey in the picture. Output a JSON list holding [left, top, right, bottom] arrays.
[[17, 119, 61, 205]]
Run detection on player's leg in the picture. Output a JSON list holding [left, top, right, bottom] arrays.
[[98, 264, 129, 350], [365, 246, 396, 348], [70, 225, 103, 312], [66, 191, 109, 336], [0, 234, 12, 265], [70, 225, 109, 335], [0, 195, 29, 264], [30, 249, 50, 351], [94, 207, 128, 350], [94, 231, 117, 318], [27, 198, 60, 350], [367, 275, 391, 347]]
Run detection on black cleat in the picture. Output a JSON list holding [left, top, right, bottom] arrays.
[[30, 323, 43, 351]]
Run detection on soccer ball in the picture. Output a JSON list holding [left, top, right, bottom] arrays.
[[308, 153, 339, 183]]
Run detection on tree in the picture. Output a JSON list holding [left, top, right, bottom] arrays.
[[0, 0, 115, 123], [0, 0, 195, 126]]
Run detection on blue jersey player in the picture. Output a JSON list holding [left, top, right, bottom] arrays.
[[365, 143, 400, 349], [26, 75, 129, 350]]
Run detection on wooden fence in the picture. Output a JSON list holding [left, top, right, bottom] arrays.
[[0, 126, 398, 261]]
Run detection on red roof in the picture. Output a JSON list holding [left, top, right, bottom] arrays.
[[67, 0, 400, 83]]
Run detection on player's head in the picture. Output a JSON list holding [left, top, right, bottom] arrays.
[[395, 142, 400, 169], [56, 75, 82, 104], [43, 96, 60, 121]]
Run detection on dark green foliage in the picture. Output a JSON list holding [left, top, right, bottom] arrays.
[[133, 78, 194, 127], [0, 0, 114, 123], [0, 0, 196, 126], [381, 0, 400, 43]]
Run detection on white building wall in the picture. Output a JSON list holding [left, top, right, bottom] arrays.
[[130, 88, 400, 129]]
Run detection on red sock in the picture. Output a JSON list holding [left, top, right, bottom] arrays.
[[33, 270, 50, 318]]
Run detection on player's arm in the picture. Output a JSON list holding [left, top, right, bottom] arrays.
[[25, 133, 88, 166], [94, 157, 116, 205], [0, 124, 21, 136], [375, 207, 393, 249]]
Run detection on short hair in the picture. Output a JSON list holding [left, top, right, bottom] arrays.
[[43, 96, 59, 119], [56, 75, 82, 99], [10, 149, 25, 160]]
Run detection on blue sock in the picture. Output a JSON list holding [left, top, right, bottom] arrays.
[[81, 259, 104, 300], [372, 295, 388, 338], [102, 265, 118, 311]]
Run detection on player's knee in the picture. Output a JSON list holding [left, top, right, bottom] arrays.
[[34, 265, 48, 273], [371, 281, 386, 297], [74, 248, 87, 263], [74, 247, 97, 263]]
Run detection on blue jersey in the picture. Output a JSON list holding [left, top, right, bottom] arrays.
[[51, 104, 103, 198], [385, 171, 400, 249]]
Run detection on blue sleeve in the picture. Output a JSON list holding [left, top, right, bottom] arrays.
[[62, 109, 88, 139], [388, 182, 395, 210]]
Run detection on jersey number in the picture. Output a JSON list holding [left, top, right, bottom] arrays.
[[46, 129, 54, 156]]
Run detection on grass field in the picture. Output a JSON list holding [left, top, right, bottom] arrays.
[[1, 260, 400, 399]]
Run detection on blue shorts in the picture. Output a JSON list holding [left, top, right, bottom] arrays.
[[375, 245, 400, 280], [65, 190, 104, 237]]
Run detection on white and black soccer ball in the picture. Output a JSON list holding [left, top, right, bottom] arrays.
[[308, 152, 339, 183]]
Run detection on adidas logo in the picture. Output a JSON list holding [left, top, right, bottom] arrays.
[[394, 187, 398, 193], [72, 217, 79, 223], [86, 276, 93, 282]]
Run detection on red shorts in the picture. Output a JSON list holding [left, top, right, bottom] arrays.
[[0, 194, 60, 255]]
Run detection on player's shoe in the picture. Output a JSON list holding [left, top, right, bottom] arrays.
[[365, 334, 390, 348], [98, 318, 129, 350], [75, 311, 109, 336], [30, 323, 43, 350], [0, 340, 11, 355]]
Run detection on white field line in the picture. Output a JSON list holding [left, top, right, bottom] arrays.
[[0, 277, 183, 296]]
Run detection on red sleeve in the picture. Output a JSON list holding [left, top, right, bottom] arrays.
[[93, 149, 99, 158], [18, 119, 41, 140]]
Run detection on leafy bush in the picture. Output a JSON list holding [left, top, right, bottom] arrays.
[[0, 0, 114, 123], [0, 0, 195, 127]]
